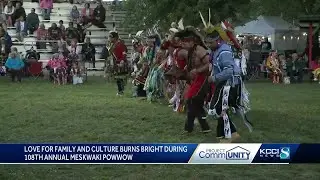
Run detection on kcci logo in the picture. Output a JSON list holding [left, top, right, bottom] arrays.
[[259, 147, 290, 159]]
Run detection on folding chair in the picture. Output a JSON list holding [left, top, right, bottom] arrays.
[[27, 61, 43, 80]]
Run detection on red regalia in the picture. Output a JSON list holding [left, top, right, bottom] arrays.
[[176, 29, 209, 100], [109, 34, 128, 75]]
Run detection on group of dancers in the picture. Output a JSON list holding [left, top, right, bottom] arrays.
[[108, 10, 253, 143]]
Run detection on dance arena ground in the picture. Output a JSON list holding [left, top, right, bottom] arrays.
[[0, 78, 319, 179]]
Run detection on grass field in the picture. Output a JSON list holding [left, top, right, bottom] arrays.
[[0, 77, 319, 179]]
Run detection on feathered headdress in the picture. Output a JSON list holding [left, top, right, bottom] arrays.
[[174, 26, 207, 49], [169, 18, 184, 34], [199, 9, 241, 49], [129, 30, 144, 44]]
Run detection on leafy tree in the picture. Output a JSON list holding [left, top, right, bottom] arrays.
[[123, 0, 253, 31], [123, 0, 320, 32]]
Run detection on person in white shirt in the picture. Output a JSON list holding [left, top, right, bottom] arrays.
[[3, 1, 15, 26]]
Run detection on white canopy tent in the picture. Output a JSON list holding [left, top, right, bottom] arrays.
[[235, 16, 305, 51]]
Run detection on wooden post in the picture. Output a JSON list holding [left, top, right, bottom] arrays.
[[308, 23, 313, 68]]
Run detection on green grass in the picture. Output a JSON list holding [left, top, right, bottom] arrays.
[[0, 77, 319, 180]]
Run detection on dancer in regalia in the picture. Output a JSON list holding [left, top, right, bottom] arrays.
[[174, 26, 211, 134], [108, 31, 128, 96], [130, 31, 147, 97], [143, 34, 162, 102], [166, 19, 189, 112], [199, 10, 252, 142]]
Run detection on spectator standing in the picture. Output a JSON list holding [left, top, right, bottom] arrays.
[[82, 38, 96, 68], [70, 5, 80, 24], [26, 8, 39, 34], [12, 2, 26, 25], [92, 2, 106, 28], [36, 23, 48, 49], [40, 0, 53, 20], [15, 16, 28, 42], [3, 1, 15, 27], [5, 51, 25, 82], [81, 3, 93, 25]]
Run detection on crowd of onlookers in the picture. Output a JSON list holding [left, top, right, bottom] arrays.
[[265, 51, 308, 84], [0, 0, 113, 84], [241, 36, 320, 84]]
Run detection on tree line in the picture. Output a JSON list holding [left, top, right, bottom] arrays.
[[122, 0, 320, 32]]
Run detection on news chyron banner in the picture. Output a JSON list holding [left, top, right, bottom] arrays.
[[0, 143, 319, 164]]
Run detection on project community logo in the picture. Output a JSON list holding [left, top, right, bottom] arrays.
[[198, 145, 290, 161], [198, 146, 250, 160]]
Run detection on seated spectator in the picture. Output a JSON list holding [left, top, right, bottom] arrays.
[[12, 2, 26, 25], [286, 53, 305, 83], [278, 54, 286, 74], [40, 0, 53, 20], [81, 3, 93, 25], [36, 23, 48, 49], [5, 51, 25, 82], [70, 5, 80, 23], [3, 1, 14, 27], [57, 40, 68, 56], [82, 38, 96, 68], [65, 22, 79, 43], [67, 39, 82, 63], [15, 16, 28, 42], [58, 20, 66, 39], [92, 2, 106, 28], [48, 23, 62, 53], [47, 53, 67, 85], [0, 25, 5, 38], [76, 23, 85, 43], [26, 8, 39, 34], [1, 29, 12, 56], [70, 62, 83, 85], [1, 23, 7, 32], [48, 23, 62, 41]]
